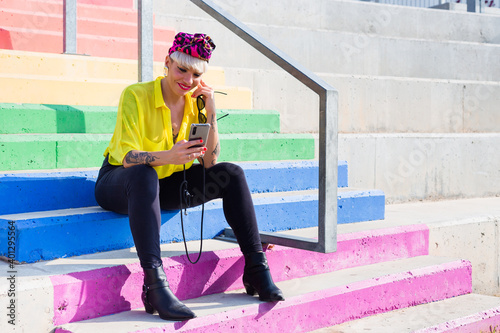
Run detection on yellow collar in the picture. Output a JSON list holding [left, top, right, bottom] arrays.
[[154, 76, 166, 109]]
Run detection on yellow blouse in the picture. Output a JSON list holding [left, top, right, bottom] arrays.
[[104, 76, 200, 179]]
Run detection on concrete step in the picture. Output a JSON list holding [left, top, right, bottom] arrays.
[[316, 293, 500, 332], [0, 73, 251, 107], [321, 73, 500, 134], [156, 0, 500, 81], [0, 222, 429, 331], [0, 49, 226, 83], [0, 187, 384, 262], [162, 0, 500, 45], [328, 196, 500, 296], [0, 132, 314, 171], [338, 133, 500, 203], [0, 160, 349, 215], [51, 256, 471, 332], [221, 67, 500, 134], [0, 104, 278, 134]]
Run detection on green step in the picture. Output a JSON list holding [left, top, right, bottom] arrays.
[[0, 133, 314, 171], [0, 104, 117, 134], [0, 103, 280, 134]]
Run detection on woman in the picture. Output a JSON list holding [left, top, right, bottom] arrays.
[[95, 32, 284, 321]]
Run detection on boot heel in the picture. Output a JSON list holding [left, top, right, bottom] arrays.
[[142, 292, 155, 314], [142, 265, 195, 320], [244, 283, 256, 296], [243, 252, 284, 302], [144, 302, 155, 314]]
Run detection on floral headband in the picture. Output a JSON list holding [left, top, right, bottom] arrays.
[[168, 32, 216, 62]]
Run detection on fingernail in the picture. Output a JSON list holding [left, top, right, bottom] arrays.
[[200, 139, 203, 143], [203, 147, 207, 151]]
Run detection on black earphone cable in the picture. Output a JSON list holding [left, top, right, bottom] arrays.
[[179, 159, 205, 264]]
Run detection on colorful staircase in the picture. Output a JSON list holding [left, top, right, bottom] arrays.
[[1, 1, 499, 332]]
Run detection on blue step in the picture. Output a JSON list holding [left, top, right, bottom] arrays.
[[0, 188, 384, 263], [0, 160, 348, 215]]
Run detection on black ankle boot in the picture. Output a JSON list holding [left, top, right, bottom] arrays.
[[141, 264, 195, 321], [243, 252, 285, 302]]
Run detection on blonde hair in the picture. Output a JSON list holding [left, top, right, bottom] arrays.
[[168, 51, 208, 74]]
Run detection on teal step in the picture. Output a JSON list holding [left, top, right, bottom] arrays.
[[0, 133, 315, 170], [0, 103, 280, 134]]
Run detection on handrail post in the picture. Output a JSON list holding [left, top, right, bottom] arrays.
[[318, 89, 338, 253], [467, 0, 476, 12], [63, 0, 77, 54], [138, 0, 154, 82]]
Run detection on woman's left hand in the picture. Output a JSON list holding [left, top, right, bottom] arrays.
[[192, 80, 215, 115]]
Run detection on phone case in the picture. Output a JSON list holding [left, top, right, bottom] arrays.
[[188, 123, 211, 147]]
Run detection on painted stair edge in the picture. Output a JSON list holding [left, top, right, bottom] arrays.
[[52, 256, 469, 331], [0, 188, 385, 263], [414, 305, 500, 333], [0, 160, 348, 215], [43, 223, 429, 325]]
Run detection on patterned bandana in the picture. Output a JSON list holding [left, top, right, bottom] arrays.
[[168, 32, 216, 62]]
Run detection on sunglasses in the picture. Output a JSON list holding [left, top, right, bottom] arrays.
[[196, 91, 229, 123]]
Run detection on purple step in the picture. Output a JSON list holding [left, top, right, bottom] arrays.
[[52, 256, 472, 332], [49, 224, 428, 325]]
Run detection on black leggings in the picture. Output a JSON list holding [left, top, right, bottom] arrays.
[[95, 157, 263, 269]]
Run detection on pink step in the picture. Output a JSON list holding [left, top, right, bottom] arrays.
[[1, 0, 140, 23], [53, 257, 472, 332], [0, 27, 173, 61], [49, 224, 429, 325], [0, 0, 133, 11], [415, 306, 500, 333], [78, 0, 134, 8], [0, 9, 172, 39], [0, 28, 13, 49]]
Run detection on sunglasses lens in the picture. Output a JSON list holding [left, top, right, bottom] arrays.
[[197, 96, 207, 123], [199, 112, 207, 124], [197, 96, 205, 110]]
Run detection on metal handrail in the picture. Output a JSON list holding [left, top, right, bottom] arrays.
[[190, 0, 339, 253], [63, 0, 77, 54]]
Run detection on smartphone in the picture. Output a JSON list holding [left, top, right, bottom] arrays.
[[188, 123, 211, 148]]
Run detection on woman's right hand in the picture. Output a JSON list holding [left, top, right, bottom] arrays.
[[122, 140, 206, 168], [167, 139, 207, 165]]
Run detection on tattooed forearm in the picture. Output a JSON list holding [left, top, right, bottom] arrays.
[[212, 142, 220, 157], [125, 151, 158, 166], [210, 114, 217, 132]]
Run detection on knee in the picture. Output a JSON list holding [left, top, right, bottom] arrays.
[[126, 165, 159, 196], [217, 162, 246, 181], [209, 163, 247, 188]]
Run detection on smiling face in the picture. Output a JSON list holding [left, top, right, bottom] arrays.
[[164, 57, 204, 97]]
